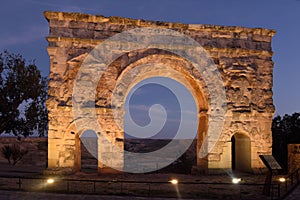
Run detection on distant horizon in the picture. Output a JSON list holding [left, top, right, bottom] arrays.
[[0, 134, 197, 140]]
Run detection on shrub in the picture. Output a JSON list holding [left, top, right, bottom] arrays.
[[1, 143, 28, 165], [1, 145, 12, 164]]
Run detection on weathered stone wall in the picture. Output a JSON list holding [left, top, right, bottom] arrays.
[[44, 11, 275, 174], [288, 144, 300, 173]]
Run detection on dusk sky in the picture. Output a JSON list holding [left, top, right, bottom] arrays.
[[0, 0, 299, 116]]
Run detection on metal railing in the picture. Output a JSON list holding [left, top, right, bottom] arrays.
[[0, 175, 276, 199], [270, 168, 300, 199]]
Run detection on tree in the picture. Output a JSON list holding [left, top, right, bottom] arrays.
[[0, 51, 48, 137], [272, 112, 300, 170]]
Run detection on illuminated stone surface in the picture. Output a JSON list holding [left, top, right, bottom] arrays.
[[44, 11, 275, 174]]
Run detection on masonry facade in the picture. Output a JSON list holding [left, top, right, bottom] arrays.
[[45, 11, 276, 174]]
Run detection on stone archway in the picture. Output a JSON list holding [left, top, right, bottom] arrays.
[[78, 130, 98, 173], [44, 11, 276, 174], [61, 125, 100, 173], [231, 133, 251, 173], [114, 54, 209, 172]]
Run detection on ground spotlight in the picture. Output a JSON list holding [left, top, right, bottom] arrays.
[[47, 178, 55, 184], [169, 179, 178, 185], [279, 177, 286, 183], [232, 178, 242, 184]]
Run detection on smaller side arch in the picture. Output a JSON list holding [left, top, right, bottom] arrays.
[[231, 132, 252, 173], [65, 121, 100, 173], [79, 130, 98, 173]]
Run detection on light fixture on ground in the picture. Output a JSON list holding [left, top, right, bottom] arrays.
[[279, 177, 286, 183], [47, 178, 55, 184], [232, 178, 242, 184], [169, 179, 178, 185]]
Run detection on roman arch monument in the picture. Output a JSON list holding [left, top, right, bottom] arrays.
[[45, 11, 276, 174]]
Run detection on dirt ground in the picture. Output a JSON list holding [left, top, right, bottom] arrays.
[[0, 136, 283, 199], [0, 161, 281, 199]]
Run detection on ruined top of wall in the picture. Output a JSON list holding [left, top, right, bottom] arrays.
[[44, 11, 276, 52]]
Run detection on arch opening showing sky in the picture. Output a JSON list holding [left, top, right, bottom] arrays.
[[124, 77, 198, 139]]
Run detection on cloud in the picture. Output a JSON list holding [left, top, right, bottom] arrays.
[[130, 87, 146, 96], [0, 25, 47, 49], [127, 104, 151, 112], [26, 0, 97, 13], [182, 109, 198, 115], [127, 104, 167, 118]]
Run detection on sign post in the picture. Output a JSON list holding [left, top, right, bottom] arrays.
[[259, 155, 283, 196]]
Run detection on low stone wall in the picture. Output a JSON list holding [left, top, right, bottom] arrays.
[[0, 137, 47, 167], [288, 144, 300, 173]]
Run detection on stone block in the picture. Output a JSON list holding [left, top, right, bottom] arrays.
[[50, 19, 69, 28], [69, 20, 88, 29]]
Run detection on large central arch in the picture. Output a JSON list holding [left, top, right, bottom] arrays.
[[44, 11, 276, 174], [116, 54, 209, 172]]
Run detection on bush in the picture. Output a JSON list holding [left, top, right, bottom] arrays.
[[1, 143, 28, 165], [1, 145, 12, 164]]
